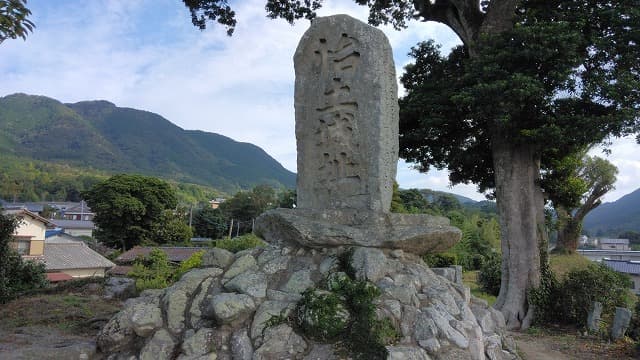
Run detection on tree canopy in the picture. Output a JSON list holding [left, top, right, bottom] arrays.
[[0, 0, 34, 44], [83, 174, 180, 250]]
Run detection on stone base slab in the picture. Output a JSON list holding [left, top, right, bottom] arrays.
[[254, 208, 461, 255]]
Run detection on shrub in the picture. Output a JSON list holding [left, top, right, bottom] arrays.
[[128, 249, 174, 291], [557, 263, 632, 327], [423, 252, 457, 268], [174, 250, 205, 280], [477, 253, 501, 296], [296, 289, 350, 341], [213, 233, 265, 253], [627, 298, 640, 341]]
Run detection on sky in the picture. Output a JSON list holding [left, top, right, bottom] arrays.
[[1, 0, 638, 202]]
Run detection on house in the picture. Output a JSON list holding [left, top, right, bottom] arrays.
[[116, 246, 204, 264], [598, 238, 630, 251], [602, 259, 640, 294], [3, 209, 54, 260], [44, 237, 115, 279], [59, 201, 94, 221], [50, 219, 95, 237], [209, 198, 226, 209]]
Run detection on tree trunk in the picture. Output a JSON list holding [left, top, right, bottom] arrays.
[[492, 139, 542, 330], [555, 207, 581, 252]]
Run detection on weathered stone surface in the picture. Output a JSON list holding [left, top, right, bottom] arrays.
[[223, 254, 257, 280], [418, 338, 440, 354], [97, 307, 136, 353], [253, 324, 307, 360], [230, 329, 253, 360], [303, 344, 338, 360], [256, 209, 460, 254], [611, 307, 632, 340], [424, 306, 469, 349], [293, 14, 397, 213], [104, 277, 137, 300], [180, 328, 215, 357], [189, 277, 215, 328], [387, 345, 431, 360], [129, 297, 163, 337], [250, 300, 296, 340], [139, 329, 176, 360], [587, 301, 602, 332], [206, 293, 256, 325], [224, 271, 267, 298], [352, 247, 387, 282], [281, 269, 314, 294], [202, 248, 234, 269]]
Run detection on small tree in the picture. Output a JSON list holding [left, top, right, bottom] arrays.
[[0, 0, 34, 44], [192, 207, 227, 239]]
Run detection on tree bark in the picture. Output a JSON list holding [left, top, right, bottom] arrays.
[[491, 139, 542, 330]]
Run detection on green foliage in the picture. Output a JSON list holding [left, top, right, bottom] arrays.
[[627, 298, 640, 341], [219, 185, 277, 235], [193, 207, 228, 239], [277, 188, 296, 208], [83, 174, 178, 250], [128, 249, 174, 291], [213, 233, 265, 253], [0, 212, 47, 303], [174, 250, 205, 280], [150, 210, 193, 246], [529, 263, 632, 327], [296, 289, 350, 341], [0, 0, 34, 43], [477, 253, 502, 296], [423, 252, 457, 268], [390, 181, 406, 213]]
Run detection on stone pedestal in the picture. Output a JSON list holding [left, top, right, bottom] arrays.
[[255, 208, 460, 254]]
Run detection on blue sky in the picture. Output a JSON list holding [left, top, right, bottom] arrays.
[[1, 0, 638, 202]]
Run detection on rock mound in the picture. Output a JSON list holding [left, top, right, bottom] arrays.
[[97, 244, 518, 359]]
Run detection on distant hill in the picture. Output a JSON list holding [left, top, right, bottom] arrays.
[[0, 93, 295, 193], [583, 188, 640, 236]]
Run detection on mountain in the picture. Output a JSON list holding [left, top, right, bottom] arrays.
[[583, 188, 640, 236], [0, 93, 295, 192]]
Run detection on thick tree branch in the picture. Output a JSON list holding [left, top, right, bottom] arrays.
[[412, 0, 483, 49]]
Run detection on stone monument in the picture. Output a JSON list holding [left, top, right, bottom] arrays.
[[256, 14, 461, 254]]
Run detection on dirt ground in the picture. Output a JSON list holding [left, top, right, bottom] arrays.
[[511, 325, 638, 360], [0, 284, 122, 360]]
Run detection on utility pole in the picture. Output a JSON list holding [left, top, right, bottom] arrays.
[[228, 219, 234, 239], [189, 204, 193, 228]]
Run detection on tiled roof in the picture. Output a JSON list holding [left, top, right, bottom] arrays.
[[603, 259, 640, 275], [44, 243, 115, 270], [116, 247, 204, 263], [50, 219, 95, 229], [45, 233, 84, 243], [3, 209, 55, 226], [108, 265, 134, 276], [600, 238, 630, 245]]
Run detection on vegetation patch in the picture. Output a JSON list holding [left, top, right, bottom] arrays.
[[294, 249, 398, 359], [213, 233, 266, 253]]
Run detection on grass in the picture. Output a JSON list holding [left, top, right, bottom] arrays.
[[549, 252, 593, 279], [463, 271, 497, 305]]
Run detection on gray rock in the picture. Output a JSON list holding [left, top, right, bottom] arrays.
[[97, 308, 136, 353], [139, 329, 176, 360], [414, 312, 438, 340], [319, 257, 337, 274], [164, 268, 222, 336], [423, 306, 469, 349], [250, 300, 295, 340], [303, 344, 338, 360], [129, 296, 163, 337], [587, 301, 602, 332], [224, 271, 267, 298], [223, 254, 257, 280], [484, 335, 503, 360], [181, 328, 215, 357], [381, 284, 419, 306], [418, 338, 440, 354], [611, 307, 632, 340], [386, 346, 431, 360], [431, 268, 457, 283], [202, 248, 235, 269], [190, 277, 215, 328], [104, 277, 137, 300], [206, 293, 256, 325], [450, 265, 463, 285], [230, 329, 253, 360], [253, 324, 307, 360], [281, 269, 314, 294], [266, 289, 302, 302], [256, 209, 461, 254], [351, 247, 387, 282]]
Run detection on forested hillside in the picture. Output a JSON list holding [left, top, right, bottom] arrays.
[[583, 188, 640, 235], [0, 93, 295, 200]]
